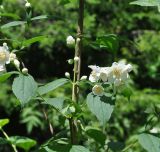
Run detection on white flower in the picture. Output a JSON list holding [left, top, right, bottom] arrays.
[[14, 59, 20, 69], [80, 75, 87, 80], [92, 85, 104, 96], [74, 56, 79, 62], [88, 65, 101, 82], [65, 72, 70, 78], [99, 67, 111, 82], [25, 2, 31, 8], [0, 43, 10, 65], [66, 36, 75, 45], [108, 61, 133, 86], [22, 68, 28, 74], [9, 52, 17, 62]]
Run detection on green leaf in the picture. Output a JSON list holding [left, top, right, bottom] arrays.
[[130, 0, 160, 11], [12, 74, 38, 105], [138, 133, 160, 152], [70, 145, 90, 152], [85, 127, 106, 146], [0, 137, 8, 145], [95, 34, 119, 52], [43, 98, 65, 110], [0, 13, 20, 19], [31, 15, 48, 21], [87, 93, 114, 125], [1, 21, 26, 29], [0, 119, 9, 129], [120, 86, 133, 101], [0, 71, 19, 83], [108, 141, 125, 151], [38, 78, 69, 95], [130, 0, 160, 6], [9, 136, 37, 151], [22, 36, 47, 47]]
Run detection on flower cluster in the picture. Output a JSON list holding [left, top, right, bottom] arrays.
[[0, 43, 10, 72], [89, 61, 133, 96], [0, 43, 28, 74]]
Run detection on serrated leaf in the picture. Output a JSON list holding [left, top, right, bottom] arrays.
[[1, 21, 26, 29], [138, 133, 160, 152], [87, 93, 114, 125], [85, 127, 106, 145], [22, 36, 47, 47], [43, 98, 65, 110], [9, 136, 37, 151], [38, 78, 69, 95], [0, 119, 9, 129], [12, 74, 37, 105], [0, 71, 19, 83]]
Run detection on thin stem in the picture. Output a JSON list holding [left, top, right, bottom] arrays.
[[0, 128, 18, 152], [122, 139, 138, 152], [70, 0, 84, 145]]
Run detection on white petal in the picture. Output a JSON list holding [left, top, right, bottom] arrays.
[[88, 65, 100, 72], [121, 71, 129, 81], [0, 65, 6, 72], [114, 79, 121, 86]]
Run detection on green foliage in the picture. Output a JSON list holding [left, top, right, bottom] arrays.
[[87, 93, 114, 125], [8, 136, 37, 151], [12, 74, 38, 105], [130, 0, 160, 12], [20, 104, 44, 133], [138, 133, 160, 152], [0, 72, 18, 83], [85, 127, 106, 146], [43, 98, 65, 110], [38, 78, 69, 95], [0, 119, 9, 129]]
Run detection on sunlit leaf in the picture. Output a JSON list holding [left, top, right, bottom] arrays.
[[9, 136, 37, 151], [0, 119, 9, 129]]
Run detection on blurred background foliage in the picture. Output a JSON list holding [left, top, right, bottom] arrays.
[[0, 0, 160, 151]]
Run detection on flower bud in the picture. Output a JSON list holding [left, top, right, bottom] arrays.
[[22, 68, 28, 74], [14, 59, 20, 69], [69, 106, 75, 113], [66, 36, 75, 46], [92, 85, 104, 96], [67, 59, 73, 64], [74, 56, 79, 62], [65, 72, 70, 78], [80, 75, 87, 80], [76, 38, 81, 42], [9, 53, 16, 62], [25, 2, 31, 8]]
